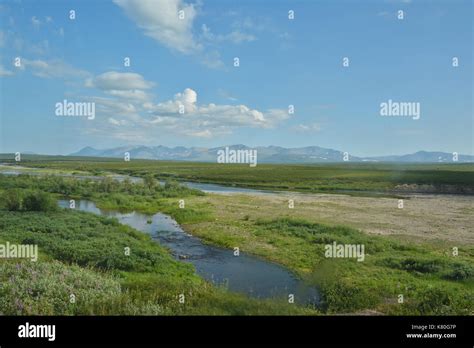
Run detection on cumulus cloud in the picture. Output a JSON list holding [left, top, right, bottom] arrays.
[[87, 71, 155, 90], [86, 71, 155, 104], [113, 0, 200, 54], [143, 87, 199, 114], [87, 86, 291, 140], [176, 87, 197, 104], [141, 88, 289, 136]]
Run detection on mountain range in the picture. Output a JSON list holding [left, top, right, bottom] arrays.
[[69, 145, 474, 163]]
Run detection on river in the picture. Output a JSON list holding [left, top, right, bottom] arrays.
[[56, 199, 319, 306]]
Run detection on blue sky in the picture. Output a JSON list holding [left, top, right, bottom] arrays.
[[0, 0, 472, 156]]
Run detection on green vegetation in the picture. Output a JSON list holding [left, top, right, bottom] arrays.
[[2, 154, 473, 194], [176, 201, 473, 315], [255, 218, 473, 314], [0, 260, 121, 315], [0, 175, 314, 315], [0, 159, 472, 315], [3, 188, 58, 212]]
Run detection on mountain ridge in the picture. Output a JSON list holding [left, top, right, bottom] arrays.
[[68, 145, 474, 163]]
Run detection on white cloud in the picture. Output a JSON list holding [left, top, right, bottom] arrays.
[[31, 16, 41, 28], [113, 0, 200, 54], [291, 123, 322, 133], [86, 85, 290, 140], [188, 129, 212, 138], [86, 71, 155, 103], [88, 71, 155, 90], [175, 87, 197, 104], [141, 88, 290, 135], [113, 0, 257, 68]]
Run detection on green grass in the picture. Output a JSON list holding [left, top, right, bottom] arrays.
[[0, 260, 122, 315], [2, 154, 473, 194], [256, 218, 473, 314], [0, 208, 315, 315]]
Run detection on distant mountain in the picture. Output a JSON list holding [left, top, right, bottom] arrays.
[[69, 145, 474, 163], [370, 151, 474, 163]]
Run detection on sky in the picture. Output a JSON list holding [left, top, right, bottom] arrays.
[[0, 0, 472, 156]]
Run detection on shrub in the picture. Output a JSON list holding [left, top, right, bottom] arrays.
[[2, 189, 23, 211], [320, 280, 379, 313], [0, 260, 121, 315], [442, 263, 474, 281], [144, 174, 157, 189], [416, 287, 452, 315], [23, 191, 58, 212]]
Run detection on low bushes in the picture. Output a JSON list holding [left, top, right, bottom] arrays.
[[1, 189, 57, 212]]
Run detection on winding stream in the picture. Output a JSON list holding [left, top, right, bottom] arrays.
[[1, 164, 320, 305], [57, 199, 319, 306]]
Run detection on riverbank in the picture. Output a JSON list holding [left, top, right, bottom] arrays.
[[148, 193, 473, 315]]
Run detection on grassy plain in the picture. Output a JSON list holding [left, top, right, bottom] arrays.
[[2, 154, 473, 194], [0, 156, 473, 315]]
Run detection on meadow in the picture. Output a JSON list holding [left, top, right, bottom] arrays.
[[0, 174, 313, 315], [0, 156, 472, 315], [2, 154, 473, 194]]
